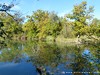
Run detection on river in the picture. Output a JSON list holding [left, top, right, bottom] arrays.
[[0, 40, 100, 75]]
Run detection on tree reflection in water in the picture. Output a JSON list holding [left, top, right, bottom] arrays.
[[0, 40, 100, 75]]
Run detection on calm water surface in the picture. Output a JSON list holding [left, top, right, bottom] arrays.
[[0, 40, 100, 75]]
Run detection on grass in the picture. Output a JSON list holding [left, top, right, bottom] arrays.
[[56, 35, 79, 44]]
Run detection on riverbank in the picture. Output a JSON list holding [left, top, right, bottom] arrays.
[[46, 35, 100, 44], [6, 34, 100, 45]]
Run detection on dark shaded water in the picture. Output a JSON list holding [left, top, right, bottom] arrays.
[[0, 40, 100, 75]]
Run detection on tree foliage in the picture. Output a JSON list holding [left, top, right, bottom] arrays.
[[0, 1, 100, 41], [23, 10, 62, 39], [66, 1, 94, 36], [90, 18, 100, 37], [0, 12, 23, 39]]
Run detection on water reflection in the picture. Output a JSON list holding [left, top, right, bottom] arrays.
[[0, 40, 100, 75]]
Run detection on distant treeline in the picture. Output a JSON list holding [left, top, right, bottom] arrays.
[[0, 1, 100, 41]]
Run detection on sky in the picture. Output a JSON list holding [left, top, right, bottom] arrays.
[[0, 0, 100, 19]]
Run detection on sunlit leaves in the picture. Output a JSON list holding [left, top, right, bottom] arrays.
[[66, 1, 94, 36], [0, 12, 23, 39], [23, 10, 62, 39]]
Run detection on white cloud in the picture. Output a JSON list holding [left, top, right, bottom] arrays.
[[58, 12, 66, 17]]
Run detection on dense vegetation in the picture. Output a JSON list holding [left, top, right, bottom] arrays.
[[0, 1, 100, 42]]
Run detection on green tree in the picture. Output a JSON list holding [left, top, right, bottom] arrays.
[[23, 10, 62, 39], [22, 20, 37, 39], [0, 22, 7, 39], [46, 12, 62, 38], [60, 17, 74, 38], [0, 12, 23, 39], [66, 1, 94, 36], [90, 18, 100, 36]]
